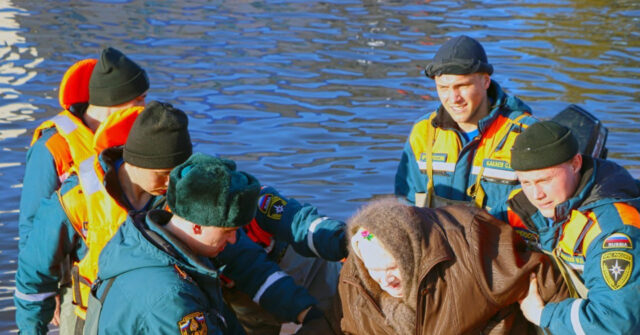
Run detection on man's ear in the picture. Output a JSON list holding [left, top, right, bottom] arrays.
[[571, 154, 582, 173], [481, 73, 491, 89]]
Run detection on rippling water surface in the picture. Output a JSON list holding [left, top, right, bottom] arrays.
[[1, 0, 638, 332]]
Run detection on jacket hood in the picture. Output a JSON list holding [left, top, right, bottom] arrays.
[[97, 209, 219, 281], [347, 198, 454, 334], [554, 156, 640, 220], [581, 156, 640, 206]]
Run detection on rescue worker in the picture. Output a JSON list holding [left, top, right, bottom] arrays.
[[15, 102, 325, 334], [332, 198, 567, 335], [16, 47, 148, 333], [507, 121, 640, 334], [394, 35, 536, 221], [224, 186, 346, 334], [82, 154, 260, 334], [19, 46, 148, 248]]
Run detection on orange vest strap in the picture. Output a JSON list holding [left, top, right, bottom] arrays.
[[59, 59, 97, 110], [44, 132, 74, 181]]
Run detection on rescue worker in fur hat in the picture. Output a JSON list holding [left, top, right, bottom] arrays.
[[508, 121, 640, 334], [331, 198, 568, 335], [83, 153, 258, 334], [395, 35, 537, 221]]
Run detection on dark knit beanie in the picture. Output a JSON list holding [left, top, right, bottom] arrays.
[[424, 35, 494, 78], [167, 153, 260, 228], [511, 121, 579, 171], [123, 101, 192, 169], [89, 47, 149, 106]]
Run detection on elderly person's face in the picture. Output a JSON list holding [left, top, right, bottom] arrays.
[[357, 235, 403, 298]]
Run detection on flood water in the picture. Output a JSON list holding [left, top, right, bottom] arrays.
[[0, 0, 638, 332]]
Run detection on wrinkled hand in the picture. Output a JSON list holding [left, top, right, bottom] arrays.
[[519, 274, 544, 326], [50, 294, 61, 326]]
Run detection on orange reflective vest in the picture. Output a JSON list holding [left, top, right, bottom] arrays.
[[410, 112, 530, 208], [31, 59, 97, 183]]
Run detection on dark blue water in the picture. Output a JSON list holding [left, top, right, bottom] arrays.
[[1, 0, 639, 332]]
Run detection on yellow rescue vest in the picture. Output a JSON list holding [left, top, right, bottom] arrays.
[[410, 112, 529, 208]]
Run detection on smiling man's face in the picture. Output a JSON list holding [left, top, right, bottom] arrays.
[[434, 72, 490, 132]]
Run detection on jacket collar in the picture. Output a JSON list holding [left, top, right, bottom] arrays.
[[98, 146, 164, 212], [141, 209, 219, 278]]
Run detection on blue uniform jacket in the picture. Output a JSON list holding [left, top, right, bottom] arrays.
[[18, 128, 60, 251], [89, 210, 246, 334], [395, 81, 536, 221], [508, 156, 640, 334], [14, 173, 87, 335]]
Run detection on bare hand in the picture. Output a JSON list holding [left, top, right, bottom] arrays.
[[519, 274, 544, 326], [50, 294, 61, 326]]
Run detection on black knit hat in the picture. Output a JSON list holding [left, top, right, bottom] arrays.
[[511, 121, 579, 171], [89, 47, 149, 106], [123, 101, 192, 169], [167, 153, 260, 228], [424, 35, 494, 78]]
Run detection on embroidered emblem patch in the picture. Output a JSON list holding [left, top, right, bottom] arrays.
[[258, 194, 272, 214], [266, 195, 287, 220], [601, 251, 633, 290], [603, 233, 633, 249], [178, 311, 207, 335]]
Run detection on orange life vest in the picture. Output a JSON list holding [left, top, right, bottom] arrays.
[[70, 154, 130, 319], [30, 59, 97, 183], [53, 106, 144, 319]]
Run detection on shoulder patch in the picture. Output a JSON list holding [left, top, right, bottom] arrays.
[[603, 233, 633, 249], [266, 195, 287, 220], [178, 311, 207, 335], [601, 250, 633, 290]]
